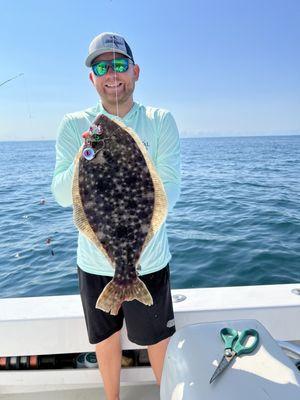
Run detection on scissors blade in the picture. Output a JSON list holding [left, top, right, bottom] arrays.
[[209, 355, 233, 384]]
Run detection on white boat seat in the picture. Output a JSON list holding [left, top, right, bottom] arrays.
[[160, 319, 300, 399]]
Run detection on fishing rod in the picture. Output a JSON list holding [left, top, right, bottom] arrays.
[[0, 72, 32, 119], [0, 73, 24, 88]]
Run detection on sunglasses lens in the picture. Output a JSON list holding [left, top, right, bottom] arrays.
[[92, 58, 130, 76], [92, 62, 107, 76], [113, 59, 129, 73]]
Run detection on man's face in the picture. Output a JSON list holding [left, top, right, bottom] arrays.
[[89, 52, 140, 108]]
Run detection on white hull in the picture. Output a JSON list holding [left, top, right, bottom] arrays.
[[3, 384, 160, 400], [1, 283, 300, 398]]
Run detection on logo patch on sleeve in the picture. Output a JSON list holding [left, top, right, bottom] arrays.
[[166, 318, 175, 328]]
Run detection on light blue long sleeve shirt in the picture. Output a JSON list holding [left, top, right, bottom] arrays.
[[51, 101, 181, 276]]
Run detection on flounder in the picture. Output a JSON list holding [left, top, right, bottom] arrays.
[[72, 114, 168, 315]]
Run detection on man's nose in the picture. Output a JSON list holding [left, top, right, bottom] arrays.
[[106, 65, 115, 75]]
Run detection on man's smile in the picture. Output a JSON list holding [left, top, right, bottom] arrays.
[[105, 82, 123, 88]]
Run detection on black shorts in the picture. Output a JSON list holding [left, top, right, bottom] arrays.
[[77, 264, 176, 346]]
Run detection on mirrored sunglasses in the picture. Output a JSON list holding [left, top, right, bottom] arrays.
[[91, 58, 132, 77]]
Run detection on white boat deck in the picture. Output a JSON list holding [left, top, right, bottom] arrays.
[[1, 283, 300, 398]]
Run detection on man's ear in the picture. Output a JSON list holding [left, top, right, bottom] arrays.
[[133, 64, 140, 82], [89, 71, 95, 85]]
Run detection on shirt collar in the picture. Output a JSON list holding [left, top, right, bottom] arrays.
[[94, 101, 139, 123]]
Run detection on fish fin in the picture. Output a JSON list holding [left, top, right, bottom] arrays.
[[95, 278, 153, 316]]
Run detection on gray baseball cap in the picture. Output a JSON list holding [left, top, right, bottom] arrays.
[[85, 32, 134, 67]]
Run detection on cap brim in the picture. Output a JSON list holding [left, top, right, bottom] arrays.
[[85, 49, 132, 67]]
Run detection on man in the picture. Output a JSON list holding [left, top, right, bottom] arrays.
[[51, 32, 181, 400]]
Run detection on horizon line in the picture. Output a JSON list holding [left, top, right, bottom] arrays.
[[0, 132, 300, 142]]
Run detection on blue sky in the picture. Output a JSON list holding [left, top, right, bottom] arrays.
[[0, 0, 299, 140]]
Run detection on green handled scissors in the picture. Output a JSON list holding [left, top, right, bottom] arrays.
[[209, 327, 259, 384]]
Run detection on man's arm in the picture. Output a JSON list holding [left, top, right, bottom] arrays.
[[51, 116, 80, 207], [156, 112, 181, 212]]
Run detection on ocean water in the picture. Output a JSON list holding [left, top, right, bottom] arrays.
[[0, 135, 299, 298]]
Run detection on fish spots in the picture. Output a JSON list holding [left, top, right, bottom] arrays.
[[124, 175, 137, 186], [103, 203, 114, 213], [77, 114, 156, 282], [96, 230, 105, 240], [115, 225, 128, 239], [140, 224, 149, 234], [92, 152, 106, 165]]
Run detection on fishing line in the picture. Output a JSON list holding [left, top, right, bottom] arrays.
[[22, 73, 32, 120], [112, 35, 119, 118], [21, 73, 35, 140], [0, 73, 33, 131]]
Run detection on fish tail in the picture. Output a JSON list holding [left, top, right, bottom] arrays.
[[95, 278, 153, 315]]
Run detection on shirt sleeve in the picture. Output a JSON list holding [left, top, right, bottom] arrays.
[[51, 116, 80, 207], [156, 112, 181, 212]]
